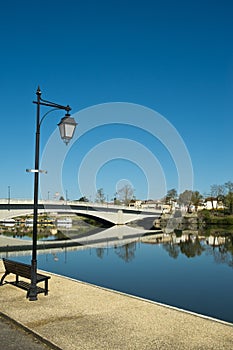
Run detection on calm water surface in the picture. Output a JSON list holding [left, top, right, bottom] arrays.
[[9, 230, 233, 324]]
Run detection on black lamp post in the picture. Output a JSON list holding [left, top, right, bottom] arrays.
[[27, 87, 77, 301], [8, 185, 11, 211]]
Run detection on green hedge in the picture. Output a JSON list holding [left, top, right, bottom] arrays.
[[198, 210, 233, 225]]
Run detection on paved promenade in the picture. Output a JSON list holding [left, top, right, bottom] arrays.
[[0, 260, 232, 349]]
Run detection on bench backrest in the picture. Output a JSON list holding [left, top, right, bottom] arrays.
[[3, 258, 32, 279]]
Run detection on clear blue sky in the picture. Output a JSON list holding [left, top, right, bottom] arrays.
[[0, 0, 233, 201]]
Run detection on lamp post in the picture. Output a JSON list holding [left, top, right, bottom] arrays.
[[66, 189, 68, 205], [28, 87, 77, 301], [8, 186, 11, 211]]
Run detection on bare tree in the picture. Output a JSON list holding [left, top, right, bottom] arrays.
[[210, 184, 225, 198], [178, 190, 192, 206], [95, 188, 106, 203], [225, 181, 233, 193], [117, 184, 135, 206]]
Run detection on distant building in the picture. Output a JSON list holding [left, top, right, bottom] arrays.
[[141, 200, 162, 209], [129, 199, 163, 210], [204, 197, 224, 210], [128, 200, 142, 208]]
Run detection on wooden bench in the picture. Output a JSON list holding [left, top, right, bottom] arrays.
[[0, 258, 50, 297]]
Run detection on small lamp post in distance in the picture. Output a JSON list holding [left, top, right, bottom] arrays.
[[27, 86, 77, 301]]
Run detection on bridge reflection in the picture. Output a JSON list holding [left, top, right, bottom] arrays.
[[0, 224, 163, 257]]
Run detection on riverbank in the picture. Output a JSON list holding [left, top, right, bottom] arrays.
[[157, 210, 233, 231], [0, 259, 232, 350]]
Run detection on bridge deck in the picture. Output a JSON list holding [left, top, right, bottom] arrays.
[[0, 200, 161, 225]]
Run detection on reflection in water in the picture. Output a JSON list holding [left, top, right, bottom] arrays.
[[94, 243, 137, 263], [163, 236, 204, 259], [114, 242, 137, 263], [1, 218, 233, 268], [141, 230, 233, 268], [205, 240, 233, 268], [88, 228, 233, 268], [163, 242, 180, 259]]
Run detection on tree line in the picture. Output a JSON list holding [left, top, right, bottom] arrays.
[[77, 184, 135, 206], [75, 180, 233, 214], [165, 181, 233, 214]]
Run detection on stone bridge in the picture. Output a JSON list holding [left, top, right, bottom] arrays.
[[0, 199, 162, 225]]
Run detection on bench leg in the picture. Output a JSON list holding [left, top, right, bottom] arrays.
[[0, 272, 9, 285], [44, 280, 49, 296]]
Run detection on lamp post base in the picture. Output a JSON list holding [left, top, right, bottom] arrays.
[[28, 288, 38, 301], [28, 259, 38, 301]]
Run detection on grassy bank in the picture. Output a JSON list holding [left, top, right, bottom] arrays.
[[198, 210, 233, 225]]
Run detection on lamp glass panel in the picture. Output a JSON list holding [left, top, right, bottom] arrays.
[[59, 124, 65, 138], [64, 124, 75, 138]]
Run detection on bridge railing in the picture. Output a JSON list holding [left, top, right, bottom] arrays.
[[0, 198, 162, 213]]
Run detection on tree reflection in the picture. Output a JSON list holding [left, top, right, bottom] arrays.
[[161, 229, 233, 267], [96, 247, 105, 259], [206, 234, 233, 268], [226, 234, 233, 257], [114, 242, 136, 262], [212, 248, 233, 267], [179, 236, 204, 258], [163, 243, 179, 259]]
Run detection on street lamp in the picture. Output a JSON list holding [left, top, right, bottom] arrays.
[[28, 87, 77, 301]]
